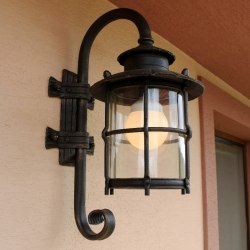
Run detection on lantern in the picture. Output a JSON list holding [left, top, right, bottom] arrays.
[[46, 8, 204, 240], [91, 46, 203, 195]]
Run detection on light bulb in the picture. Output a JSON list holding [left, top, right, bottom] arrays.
[[125, 90, 168, 150]]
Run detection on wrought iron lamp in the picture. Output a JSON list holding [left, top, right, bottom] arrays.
[[46, 8, 204, 240]]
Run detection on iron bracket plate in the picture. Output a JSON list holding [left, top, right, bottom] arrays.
[[46, 69, 95, 166]]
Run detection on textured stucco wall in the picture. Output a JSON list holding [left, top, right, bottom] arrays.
[[0, 1, 204, 249]]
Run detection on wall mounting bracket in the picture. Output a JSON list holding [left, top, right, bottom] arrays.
[[46, 69, 95, 166]]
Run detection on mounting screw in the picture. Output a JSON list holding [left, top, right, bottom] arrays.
[[53, 135, 59, 141], [181, 68, 189, 76], [103, 70, 112, 79]]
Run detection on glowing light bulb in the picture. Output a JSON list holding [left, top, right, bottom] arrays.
[[125, 90, 168, 150]]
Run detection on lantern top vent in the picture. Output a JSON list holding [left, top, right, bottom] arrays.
[[118, 45, 175, 71]]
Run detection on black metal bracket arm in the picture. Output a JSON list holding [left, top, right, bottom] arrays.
[[74, 8, 154, 241], [46, 8, 154, 240]]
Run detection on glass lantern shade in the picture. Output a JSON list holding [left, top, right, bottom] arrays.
[[108, 86, 185, 177], [102, 83, 190, 195], [90, 46, 203, 195]]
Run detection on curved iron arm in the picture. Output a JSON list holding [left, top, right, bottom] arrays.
[[78, 8, 154, 83], [74, 8, 153, 240]]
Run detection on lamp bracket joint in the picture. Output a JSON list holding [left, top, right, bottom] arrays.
[[48, 70, 94, 110], [46, 127, 94, 153]]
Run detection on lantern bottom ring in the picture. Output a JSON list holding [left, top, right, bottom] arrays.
[[108, 178, 186, 190]]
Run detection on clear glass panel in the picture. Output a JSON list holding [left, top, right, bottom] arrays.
[[107, 86, 186, 179], [159, 88, 184, 129], [108, 133, 186, 179], [108, 134, 144, 178], [109, 86, 144, 131], [148, 133, 186, 178], [108, 86, 145, 178]]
